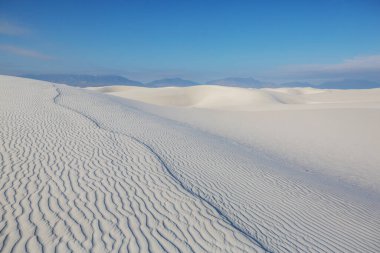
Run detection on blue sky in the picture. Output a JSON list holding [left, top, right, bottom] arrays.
[[1, 0, 380, 82]]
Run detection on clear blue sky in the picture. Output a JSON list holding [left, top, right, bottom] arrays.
[[1, 0, 380, 82]]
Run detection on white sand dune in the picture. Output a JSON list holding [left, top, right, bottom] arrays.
[[92, 85, 380, 192], [89, 85, 380, 110], [88, 85, 285, 110], [1, 76, 380, 252]]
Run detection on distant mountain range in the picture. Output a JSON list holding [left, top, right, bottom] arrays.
[[206, 78, 380, 89], [278, 81, 314, 88], [146, 78, 199, 87], [207, 77, 275, 88], [21, 74, 143, 87], [18, 74, 380, 89], [317, 79, 380, 89]]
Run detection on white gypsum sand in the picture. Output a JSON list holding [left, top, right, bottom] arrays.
[[0, 75, 379, 252], [91, 85, 380, 192]]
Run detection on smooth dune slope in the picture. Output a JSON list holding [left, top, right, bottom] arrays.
[[89, 85, 380, 110], [1, 76, 380, 252], [88, 85, 286, 110]]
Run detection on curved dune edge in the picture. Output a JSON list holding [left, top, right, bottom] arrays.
[[1, 76, 380, 252]]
